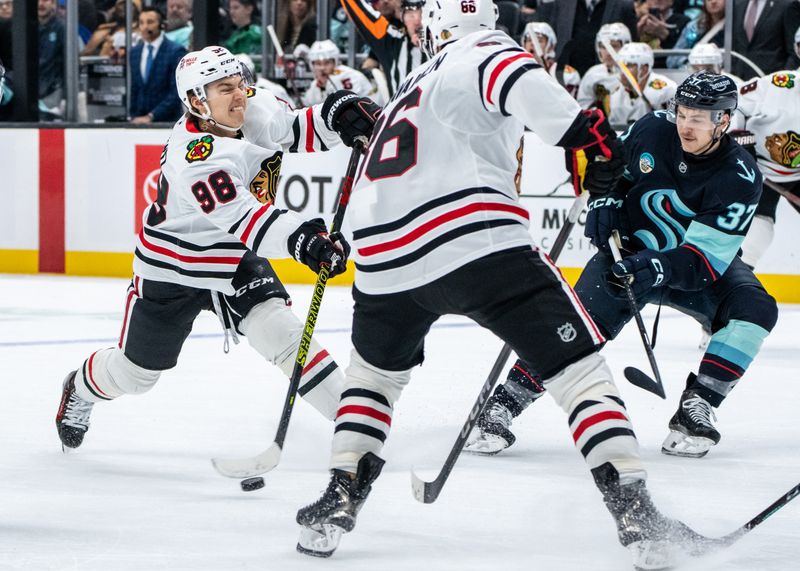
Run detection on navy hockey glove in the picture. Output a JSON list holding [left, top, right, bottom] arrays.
[[585, 193, 629, 253], [561, 109, 626, 195], [321, 90, 381, 148], [611, 250, 671, 297], [289, 218, 351, 277]]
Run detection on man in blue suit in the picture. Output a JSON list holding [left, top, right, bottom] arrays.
[[130, 7, 186, 123]]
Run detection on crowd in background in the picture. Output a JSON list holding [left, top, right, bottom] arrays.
[[1, 0, 800, 122]]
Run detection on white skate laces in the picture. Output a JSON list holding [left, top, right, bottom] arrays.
[[485, 401, 513, 429], [682, 394, 717, 429], [62, 391, 94, 429]]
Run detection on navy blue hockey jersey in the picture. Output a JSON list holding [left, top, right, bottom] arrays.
[[618, 111, 762, 290]]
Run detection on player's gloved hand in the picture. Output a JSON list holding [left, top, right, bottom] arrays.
[[289, 218, 351, 277], [611, 250, 671, 297], [585, 193, 629, 253], [321, 90, 381, 148], [562, 108, 625, 195]]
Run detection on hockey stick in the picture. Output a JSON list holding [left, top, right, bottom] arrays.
[[211, 143, 364, 479], [600, 38, 655, 112], [267, 24, 303, 109], [764, 178, 800, 209], [716, 481, 800, 546], [608, 231, 666, 399], [410, 191, 590, 504]]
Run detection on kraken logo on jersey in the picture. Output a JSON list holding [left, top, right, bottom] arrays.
[[249, 152, 283, 204], [771, 72, 795, 89], [634, 189, 696, 251], [185, 135, 214, 163], [765, 130, 800, 168], [639, 152, 655, 174]]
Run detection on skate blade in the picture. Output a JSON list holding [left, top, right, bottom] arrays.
[[661, 430, 714, 458], [463, 433, 509, 456], [297, 524, 344, 558]]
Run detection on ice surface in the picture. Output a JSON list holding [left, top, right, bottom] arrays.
[[1, 274, 797, 570]]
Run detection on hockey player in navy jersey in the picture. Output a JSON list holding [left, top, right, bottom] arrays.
[[469, 72, 778, 460], [55, 47, 380, 452], [295, 1, 709, 567]]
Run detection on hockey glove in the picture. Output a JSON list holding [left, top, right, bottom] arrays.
[[585, 193, 630, 253], [611, 250, 671, 297], [561, 108, 625, 195], [321, 90, 381, 148], [289, 218, 351, 277]]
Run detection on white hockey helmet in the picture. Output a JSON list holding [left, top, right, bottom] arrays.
[[596, 22, 631, 57], [619, 42, 654, 69], [176, 46, 245, 125], [308, 39, 340, 63], [688, 43, 723, 71], [794, 25, 800, 60], [238, 53, 256, 77], [421, 0, 498, 58], [522, 22, 557, 59]]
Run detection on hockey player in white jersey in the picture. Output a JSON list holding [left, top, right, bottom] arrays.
[[521, 21, 581, 98], [302, 39, 382, 106], [295, 1, 706, 567], [608, 42, 677, 128], [738, 28, 800, 269], [56, 47, 381, 453], [577, 22, 630, 110]]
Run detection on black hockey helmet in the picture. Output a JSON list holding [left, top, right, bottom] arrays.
[[402, 0, 425, 9], [668, 71, 738, 125]]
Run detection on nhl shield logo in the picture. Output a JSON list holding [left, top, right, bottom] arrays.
[[679, 161, 687, 174], [639, 152, 655, 174], [557, 322, 577, 343]]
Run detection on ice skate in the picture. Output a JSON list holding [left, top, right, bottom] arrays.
[[593, 463, 711, 570], [662, 376, 720, 458], [296, 453, 384, 557], [464, 392, 517, 455], [56, 371, 94, 450]]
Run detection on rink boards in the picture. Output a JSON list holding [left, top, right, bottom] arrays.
[[1, 126, 798, 301]]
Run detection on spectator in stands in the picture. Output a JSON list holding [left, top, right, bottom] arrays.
[[732, 0, 800, 79], [225, 0, 261, 55], [165, 0, 192, 49], [0, 0, 12, 19], [276, 0, 317, 53], [339, 0, 425, 97], [667, 0, 726, 69], [81, 0, 140, 57], [129, 7, 185, 124], [520, 0, 538, 25], [544, 0, 638, 76], [607, 41, 676, 127], [521, 22, 581, 98], [39, 0, 65, 104], [637, 0, 690, 67], [577, 21, 631, 110]]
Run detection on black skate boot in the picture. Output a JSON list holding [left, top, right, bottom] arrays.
[[662, 374, 720, 458], [464, 385, 524, 455], [56, 371, 94, 450], [593, 463, 711, 570], [296, 452, 385, 557]]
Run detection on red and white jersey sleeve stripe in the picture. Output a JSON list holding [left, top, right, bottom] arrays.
[[241, 87, 341, 153]]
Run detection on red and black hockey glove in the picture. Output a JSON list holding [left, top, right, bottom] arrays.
[[289, 218, 351, 277], [560, 108, 626, 196], [321, 90, 381, 148]]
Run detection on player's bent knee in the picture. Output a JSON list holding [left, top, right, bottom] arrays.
[[725, 286, 778, 333], [543, 352, 616, 411], [107, 349, 161, 395], [345, 348, 411, 405], [239, 298, 302, 365]]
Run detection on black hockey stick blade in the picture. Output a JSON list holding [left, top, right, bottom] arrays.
[[623, 366, 666, 399]]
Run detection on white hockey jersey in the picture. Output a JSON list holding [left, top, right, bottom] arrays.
[[133, 87, 340, 293], [577, 63, 620, 109], [349, 30, 584, 295], [608, 72, 676, 128], [737, 70, 800, 183], [302, 64, 378, 106]]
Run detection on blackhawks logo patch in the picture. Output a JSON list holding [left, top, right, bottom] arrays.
[[185, 135, 214, 163], [246, 86, 256, 98], [765, 130, 800, 168], [249, 152, 283, 203], [771, 73, 795, 89], [649, 79, 667, 90]]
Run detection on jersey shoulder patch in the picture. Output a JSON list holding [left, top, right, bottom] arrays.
[[649, 78, 668, 90], [185, 134, 215, 163], [564, 64, 577, 73], [770, 72, 796, 89], [246, 86, 257, 98]]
